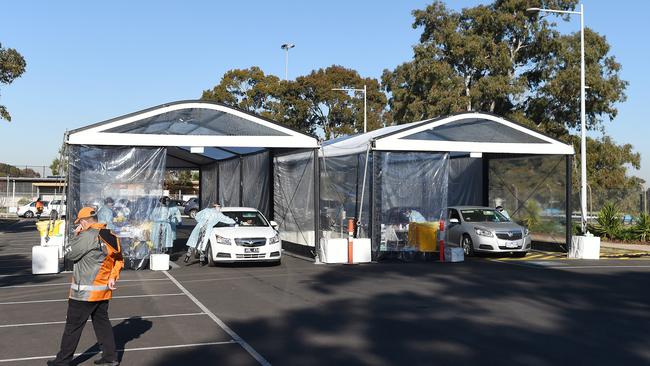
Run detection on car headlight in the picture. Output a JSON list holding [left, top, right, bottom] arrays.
[[215, 235, 232, 245], [474, 227, 494, 237], [269, 234, 280, 245]]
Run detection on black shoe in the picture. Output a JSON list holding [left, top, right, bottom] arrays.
[[93, 358, 119, 365]]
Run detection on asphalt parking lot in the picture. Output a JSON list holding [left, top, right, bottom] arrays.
[[2, 219, 650, 365]]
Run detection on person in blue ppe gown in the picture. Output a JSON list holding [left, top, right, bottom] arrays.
[[150, 196, 182, 254], [407, 208, 427, 223], [184, 203, 235, 264], [168, 202, 182, 240], [97, 197, 116, 231]]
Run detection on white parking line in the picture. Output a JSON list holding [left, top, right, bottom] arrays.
[[0, 277, 170, 289], [163, 270, 271, 366], [557, 265, 650, 269], [0, 293, 185, 306], [0, 312, 206, 328], [0, 341, 237, 363]]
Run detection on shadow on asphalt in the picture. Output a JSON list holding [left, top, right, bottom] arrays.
[[71, 316, 153, 365], [158, 260, 650, 365]]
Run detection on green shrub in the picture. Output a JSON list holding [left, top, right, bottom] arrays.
[[618, 228, 636, 242], [589, 203, 621, 240], [632, 213, 650, 242]]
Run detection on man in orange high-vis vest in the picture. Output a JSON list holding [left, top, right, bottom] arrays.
[[48, 207, 124, 366]]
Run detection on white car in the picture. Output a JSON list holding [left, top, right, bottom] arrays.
[[205, 207, 282, 266], [16, 201, 50, 218], [49, 199, 67, 218]]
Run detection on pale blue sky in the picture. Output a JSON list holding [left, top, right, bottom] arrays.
[[1, 1, 648, 184]]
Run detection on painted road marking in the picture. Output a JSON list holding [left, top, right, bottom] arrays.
[[492, 249, 650, 261], [0, 277, 170, 289], [0, 341, 237, 363], [0, 312, 206, 328], [0, 293, 185, 306], [163, 270, 272, 366]]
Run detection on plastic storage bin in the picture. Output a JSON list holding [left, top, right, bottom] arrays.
[[32, 246, 60, 274], [150, 253, 170, 270]]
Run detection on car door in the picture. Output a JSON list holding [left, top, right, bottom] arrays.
[[446, 208, 463, 245]]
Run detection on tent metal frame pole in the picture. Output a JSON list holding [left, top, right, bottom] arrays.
[[313, 148, 321, 262], [566, 155, 573, 252]]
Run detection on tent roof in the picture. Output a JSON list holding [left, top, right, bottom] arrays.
[[322, 112, 574, 156], [67, 100, 318, 149]]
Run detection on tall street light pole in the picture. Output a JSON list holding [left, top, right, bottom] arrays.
[[280, 43, 295, 81], [528, 4, 587, 233], [332, 85, 367, 133]]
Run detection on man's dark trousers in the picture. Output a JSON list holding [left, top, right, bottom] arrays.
[[51, 299, 117, 365]]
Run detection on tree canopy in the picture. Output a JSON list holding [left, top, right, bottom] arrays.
[[202, 65, 387, 139], [381, 0, 627, 137], [0, 42, 26, 122]]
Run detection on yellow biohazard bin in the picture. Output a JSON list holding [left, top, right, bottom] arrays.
[[407, 222, 439, 252]]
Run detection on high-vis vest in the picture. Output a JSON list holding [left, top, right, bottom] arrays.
[[68, 227, 123, 301]]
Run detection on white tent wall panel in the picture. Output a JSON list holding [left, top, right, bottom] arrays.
[[374, 140, 573, 155], [68, 133, 317, 148]]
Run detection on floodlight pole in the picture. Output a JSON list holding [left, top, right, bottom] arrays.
[[527, 4, 587, 233], [280, 43, 295, 81], [332, 85, 368, 133]]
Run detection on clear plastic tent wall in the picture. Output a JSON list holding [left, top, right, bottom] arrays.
[[373, 152, 449, 259], [488, 155, 567, 244], [66, 146, 166, 267], [273, 150, 316, 248], [320, 151, 371, 240]]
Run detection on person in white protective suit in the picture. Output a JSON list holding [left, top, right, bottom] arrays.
[[184, 203, 235, 264], [150, 196, 182, 254]]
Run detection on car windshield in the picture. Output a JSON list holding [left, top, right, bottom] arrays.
[[220, 211, 269, 227], [460, 209, 510, 223]]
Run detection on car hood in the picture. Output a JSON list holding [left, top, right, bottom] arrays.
[[213, 226, 277, 239], [470, 222, 524, 232]]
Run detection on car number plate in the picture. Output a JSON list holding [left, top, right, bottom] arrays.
[[245, 248, 259, 253], [505, 241, 519, 248]]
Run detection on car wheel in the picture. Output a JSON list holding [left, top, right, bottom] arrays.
[[24, 211, 34, 218], [189, 209, 197, 219], [461, 234, 475, 257], [513, 252, 527, 258], [206, 244, 216, 267]]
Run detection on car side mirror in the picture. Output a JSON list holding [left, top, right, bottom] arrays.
[[270, 220, 279, 230], [449, 218, 460, 224]]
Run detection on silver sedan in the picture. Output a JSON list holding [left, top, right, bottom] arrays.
[[446, 206, 531, 257]]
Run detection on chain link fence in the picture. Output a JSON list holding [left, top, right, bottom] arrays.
[[576, 186, 649, 224]]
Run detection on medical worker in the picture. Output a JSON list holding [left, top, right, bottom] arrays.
[[150, 196, 181, 254], [184, 203, 234, 264], [97, 197, 115, 231]]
